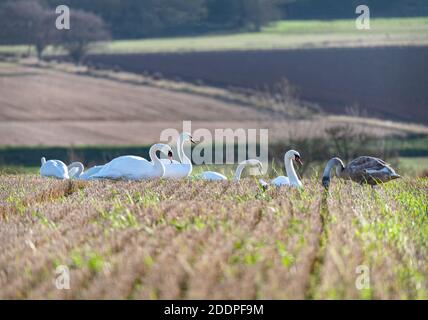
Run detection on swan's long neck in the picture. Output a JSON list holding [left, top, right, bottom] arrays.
[[322, 158, 345, 179], [232, 161, 248, 182], [41, 157, 46, 165], [150, 145, 166, 176], [68, 162, 84, 178], [322, 157, 345, 187], [284, 156, 301, 186], [178, 134, 192, 166]]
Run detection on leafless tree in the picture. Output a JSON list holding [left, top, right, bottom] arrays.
[[58, 10, 110, 64], [0, 0, 54, 59]]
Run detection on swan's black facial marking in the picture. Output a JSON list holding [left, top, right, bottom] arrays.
[[294, 154, 303, 166], [168, 151, 173, 163], [322, 177, 330, 189], [190, 136, 198, 144]]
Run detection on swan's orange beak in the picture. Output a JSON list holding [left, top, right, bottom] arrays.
[[295, 155, 303, 166]]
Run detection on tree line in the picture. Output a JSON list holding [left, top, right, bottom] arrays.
[[0, 0, 293, 62], [0, 0, 292, 41]]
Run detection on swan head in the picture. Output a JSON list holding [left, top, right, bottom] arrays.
[[247, 159, 263, 172], [181, 132, 197, 144], [322, 176, 330, 189], [151, 143, 173, 159], [285, 150, 303, 166]]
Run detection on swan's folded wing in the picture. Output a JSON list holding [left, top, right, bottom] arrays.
[[271, 176, 290, 186], [347, 157, 387, 174], [347, 156, 398, 183]]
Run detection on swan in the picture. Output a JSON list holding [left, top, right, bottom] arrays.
[[259, 150, 303, 188], [40, 157, 85, 180], [197, 159, 263, 181], [160, 132, 195, 179], [67, 162, 85, 179], [40, 157, 70, 179], [90, 143, 173, 180], [65, 162, 106, 180], [322, 156, 400, 189], [77, 165, 105, 180]]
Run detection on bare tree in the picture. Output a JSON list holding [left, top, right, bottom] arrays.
[[0, 0, 59, 59], [58, 10, 110, 64]]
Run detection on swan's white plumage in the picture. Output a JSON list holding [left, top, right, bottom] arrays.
[[198, 159, 263, 182], [271, 176, 290, 186], [199, 171, 228, 181], [90, 156, 156, 180], [261, 150, 302, 188], [68, 162, 84, 179], [90, 144, 171, 180], [160, 132, 193, 179], [40, 157, 70, 179], [78, 165, 104, 180]]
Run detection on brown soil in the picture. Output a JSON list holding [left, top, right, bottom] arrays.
[[0, 63, 426, 146]]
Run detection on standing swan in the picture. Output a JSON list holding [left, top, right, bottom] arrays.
[[90, 143, 173, 180], [322, 156, 400, 189], [160, 132, 196, 179], [198, 159, 263, 181], [259, 150, 303, 188]]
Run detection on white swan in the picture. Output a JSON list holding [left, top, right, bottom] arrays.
[[90, 143, 172, 180], [198, 159, 263, 181], [40, 157, 85, 180], [40, 157, 70, 179], [77, 165, 105, 180], [67, 162, 85, 179], [259, 150, 303, 188], [160, 132, 195, 179]]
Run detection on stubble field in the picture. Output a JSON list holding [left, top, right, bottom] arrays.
[[0, 175, 426, 299]]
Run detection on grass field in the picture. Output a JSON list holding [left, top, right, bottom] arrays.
[[1, 18, 427, 56], [0, 175, 426, 299], [103, 18, 428, 54]]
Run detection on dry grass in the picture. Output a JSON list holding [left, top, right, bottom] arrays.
[[0, 175, 426, 299]]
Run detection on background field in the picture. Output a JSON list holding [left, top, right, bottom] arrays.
[[2, 18, 427, 55], [0, 176, 426, 299]]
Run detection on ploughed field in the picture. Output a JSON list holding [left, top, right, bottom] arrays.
[[86, 46, 428, 125], [0, 175, 426, 299], [1, 62, 427, 147]]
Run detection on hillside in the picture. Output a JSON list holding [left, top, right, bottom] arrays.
[[1, 62, 427, 147]]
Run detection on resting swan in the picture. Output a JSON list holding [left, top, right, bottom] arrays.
[[90, 143, 172, 180], [68, 162, 85, 179], [198, 159, 263, 181], [322, 156, 400, 188], [77, 165, 104, 180], [40, 157, 83, 179], [160, 132, 195, 179], [259, 150, 303, 188]]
